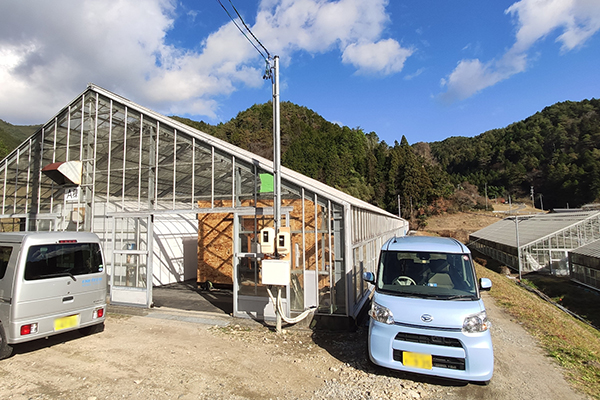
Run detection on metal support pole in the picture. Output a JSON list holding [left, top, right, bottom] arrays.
[[273, 56, 281, 244], [276, 286, 282, 333], [272, 55, 283, 333], [515, 215, 522, 280]]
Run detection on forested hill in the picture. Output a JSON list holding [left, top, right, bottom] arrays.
[[173, 102, 456, 219], [429, 98, 600, 210], [174, 98, 600, 215], [1, 98, 599, 223], [0, 119, 41, 159]]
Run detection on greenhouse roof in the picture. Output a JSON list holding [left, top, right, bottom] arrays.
[[7, 83, 401, 220], [469, 211, 600, 249], [570, 239, 600, 259], [90, 84, 397, 217]]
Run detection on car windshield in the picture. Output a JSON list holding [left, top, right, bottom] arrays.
[[376, 250, 478, 299]]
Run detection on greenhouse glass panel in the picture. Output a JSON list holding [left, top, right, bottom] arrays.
[[108, 103, 126, 205], [193, 141, 214, 206], [55, 113, 68, 163], [332, 202, 346, 315], [174, 133, 194, 205], [81, 94, 97, 179], [353, 247, 361, 302], [92, 97, 111, 199], [235, 158, 256, 206], [139, 117, 156, 209], [14, 144, 31, 214], [68, 103, 82, 160], [213, 149, 232, 205], [155, 124, 175, 204], [3, 153, 17, 214], [42, 122, 56, 165], [123, 112, 142, 200]]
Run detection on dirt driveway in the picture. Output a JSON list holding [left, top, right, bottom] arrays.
[[0, 293, 588, 400]]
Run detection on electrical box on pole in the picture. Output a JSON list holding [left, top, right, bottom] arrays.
[[260, 227, 275, 254]]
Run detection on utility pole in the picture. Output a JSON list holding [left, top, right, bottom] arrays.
[[272, 56, 281, 242], [515, 215, 522, 280], [530, 186, 534, 208], [485, 183, 488, 211], [271, 55, 283, 334]]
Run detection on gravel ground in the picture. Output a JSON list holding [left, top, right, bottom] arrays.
[[0, 292, 588, 399]]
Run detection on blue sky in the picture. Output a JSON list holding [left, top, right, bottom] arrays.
[[1, 1, 599, 145]]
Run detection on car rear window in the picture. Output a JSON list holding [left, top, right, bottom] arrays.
[[24, 242, 103, 281]]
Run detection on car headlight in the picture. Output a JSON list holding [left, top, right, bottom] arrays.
[[369, 301, 394, 324], [463, 311, 491, 333]]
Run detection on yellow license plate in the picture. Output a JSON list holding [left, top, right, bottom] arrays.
[[54, 315, 80, 332], [403, 351, 433, 370]]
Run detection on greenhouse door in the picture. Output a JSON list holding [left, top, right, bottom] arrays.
[[233, 213, 290, 320], [110, 215, 154, 308]]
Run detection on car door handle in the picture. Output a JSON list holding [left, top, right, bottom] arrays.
[[63, 296, 74, 302]]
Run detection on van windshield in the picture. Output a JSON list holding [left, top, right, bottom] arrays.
[[376, 250, 478, 299], [24, 242, 103, 281]]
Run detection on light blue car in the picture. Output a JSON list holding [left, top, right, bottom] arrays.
[[363, 235, 493, 384]]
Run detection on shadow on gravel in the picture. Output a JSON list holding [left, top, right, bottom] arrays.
[[9, 328, 103, 359], [152, 280, 233, 315], [310, 327, 469, 388]]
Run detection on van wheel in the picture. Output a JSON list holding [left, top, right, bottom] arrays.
[[0, 323, 13, 360], [79, 322, 105, 336]]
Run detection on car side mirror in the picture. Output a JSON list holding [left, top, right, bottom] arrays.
[[479, 277, 492, 291], [363, 271, 375, 284]]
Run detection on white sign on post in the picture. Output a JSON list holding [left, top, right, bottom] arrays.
[[65, 187, 80, 202]]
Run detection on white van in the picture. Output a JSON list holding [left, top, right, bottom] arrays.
[[0, 232, 107, 359], [364, 235, 493, 384]]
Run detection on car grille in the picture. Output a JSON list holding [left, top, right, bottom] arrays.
[[393, 350, 466, 371], [394, 332, 463, 348]]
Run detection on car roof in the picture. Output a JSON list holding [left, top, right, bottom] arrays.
[[0, 231, 100, 244], [382, 235, 470, 254]]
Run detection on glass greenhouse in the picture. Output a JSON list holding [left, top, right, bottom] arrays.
[[0, 84, 408, 323], [469, 211, 600, 276], [569, 240, 600, 291]]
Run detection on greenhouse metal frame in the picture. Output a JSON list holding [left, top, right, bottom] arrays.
[[0, 84, 408, 322]]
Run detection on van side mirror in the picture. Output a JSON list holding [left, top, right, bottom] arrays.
[[363, 271, 375, 284], [479, 277, 492, 291]]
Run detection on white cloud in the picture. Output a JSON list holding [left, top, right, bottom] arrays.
[[342, 39, 413, 76], [439, 59, 503, 103], [440, 0, 600, 102], [404, 68, 425, 81], [255, 0, 391, 53], [0, 0, 410, 125]]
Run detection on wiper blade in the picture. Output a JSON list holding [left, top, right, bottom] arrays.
[[39, 272, 77, 281], [443, 295, 476, 300]]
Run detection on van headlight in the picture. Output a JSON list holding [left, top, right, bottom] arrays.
[[369, 302, 394, 324], [463, 311, 491, 333]]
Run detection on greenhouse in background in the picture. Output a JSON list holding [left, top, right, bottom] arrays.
[[469, 210, 600, 276]]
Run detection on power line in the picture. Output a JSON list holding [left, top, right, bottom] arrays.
[[228, 0, 271, 59], [216, 0, 271, 65]]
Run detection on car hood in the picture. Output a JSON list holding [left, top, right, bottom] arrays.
[[373, 291, 486, 330]]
